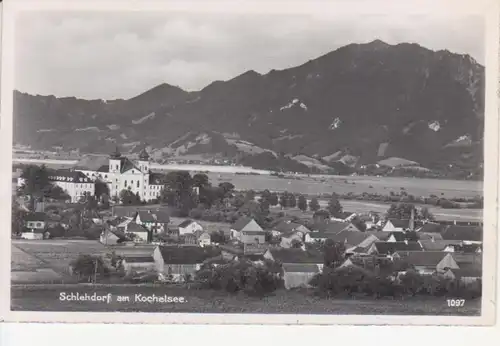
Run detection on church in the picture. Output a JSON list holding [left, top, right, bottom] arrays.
[[77, 147, 165, 202]]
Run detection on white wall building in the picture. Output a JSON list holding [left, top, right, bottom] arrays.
[[76, 147, 164, 202], [47, 170, 95, 203]]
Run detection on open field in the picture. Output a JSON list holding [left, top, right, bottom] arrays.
[[210, 173, 482, 199], [10, 285, 480, 315], [14, 157, 482, 199], [11, 240, 109, 283]]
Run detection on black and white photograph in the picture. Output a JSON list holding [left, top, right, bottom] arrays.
[[1, 0, 498, 325]]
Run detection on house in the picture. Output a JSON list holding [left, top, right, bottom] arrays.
[[20, 228, 46, 240], [264, 248, 323, 271], [135, 211, 157, 230], [100, 229, 128, 245], [178, 220, 203, 236], [386, 232, 406, 242], [304, 232, 332, 243], [153, 246, 213, 281], [328, 230, 380, 254], [417, 232, 444, 241], [382, 219, 409, 232], [282, 263, 319, 290], [393, 251, 459, 275], [121, 256, 157, 275], [135, 210, 170, 234], [441, 225, 483, 244], [126, 222, 150, 242], [180, 233, 198, 245], [47, 170, 95, 203], [280, 232, 304, 248], [324, 221, 358, 234], [240, 230, 266, 245], [230, 217, 264, 240], [451, 252, 482, 267], [368, 241, 423, 256], [24, 212, 47, 231], [443, 263, 482, 285], [272, 221, 310, 238], [197, 231, 212, 247]]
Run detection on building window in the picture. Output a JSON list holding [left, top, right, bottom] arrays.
[[36, 222, 42, 228], [137, 181, 140, 188], [124, 180, 127, 187], [105, 175, 108, 179]]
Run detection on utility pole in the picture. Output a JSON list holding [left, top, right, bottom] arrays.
[[93, 258, 98, 284]]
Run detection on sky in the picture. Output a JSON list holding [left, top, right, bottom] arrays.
[[14, 11, 485, 100]]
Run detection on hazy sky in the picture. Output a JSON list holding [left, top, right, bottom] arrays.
[[14, 11, 484, 100]]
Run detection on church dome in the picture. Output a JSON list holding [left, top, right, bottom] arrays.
[[110, 146, 121, 159], [139, 148, 150, 160]]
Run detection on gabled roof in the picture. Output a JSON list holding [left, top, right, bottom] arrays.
[[441, 225, 483, 242], [282, 263, 319, 273], [372, 241, 422, 255], [97, 165, 109, 173], [119, 157, 141, 173], [417, 223, 445, 233], [158, 246, 213, 264], [122, 256, 155, 263], [152, 210, 170, 223], [365, 231, 391, 241], [419, 239, 462, 251], [137, 211, 156, 223], [178, 219, 195, 228], [267, 248, 323, 264], [231, 216, 255, 231], [452, 252, 482, 266], [241, 230, 266, 235], [324, 221, 350, 234], [328, 230, 374, 247], [394, 251, 449, 267], [307, 231, 331, 239], [389, 232, 407, 241], [274, 221, 303, 234], [386, 219, 410, 228], [25, 212, 47, 222], [127, 222, 148, 233], [449, 262, 482, 278], [417, 232, 444, 241]]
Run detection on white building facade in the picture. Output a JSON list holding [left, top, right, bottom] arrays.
[[76, 148, 164, 202], [48, 170, 95, 203]]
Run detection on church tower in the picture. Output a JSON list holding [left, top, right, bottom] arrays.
[[109, 146, 122, 173], [138, 148, 150, 173]]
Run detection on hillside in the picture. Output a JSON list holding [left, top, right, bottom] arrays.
[[13, 40, 484, 175]]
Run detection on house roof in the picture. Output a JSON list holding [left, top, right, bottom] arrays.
[[386, 219, 410, 228], [267, 248, 323, 264], [373, 241, 422, 255], [394, 251, 449, 267], [123, 256, 155, 263], [307, 231, 331, 239], [119, 157, 141, 173], [127, 222, 148, 233], [441, 225, 483, 242], [153, 211, 170, 223], [231, 216, 255, 231], [178, 219, 195, 228], [419, 239, 462, 251], [158, 246, 213, 264], [365, 231, 391, 241], [417, 223, 446, 233], [137, 211, 156, 223], [48, 170, 92, 183], [449, 264, 482, 278], [460, 243, 482, 253], [274, 221, 306, 234], [417, 232, 444, 241], [282, 263, 319, 273], [323, 221, 350, 234], [328, 230, 374, 247], [389, 232, 406, 241], [25, 212, 47, 222], [452, 253, 482, 266], [97, 165, 109, 173]]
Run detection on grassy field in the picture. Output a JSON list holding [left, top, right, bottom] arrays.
[[10, 285, 480, 315], [209, 173, 482, 199], [11, 240, 109, 283]]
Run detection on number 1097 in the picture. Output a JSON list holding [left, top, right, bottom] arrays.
[[447, 299, 465, 307]]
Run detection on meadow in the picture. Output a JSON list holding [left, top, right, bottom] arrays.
[[11, 285, 480, 316]]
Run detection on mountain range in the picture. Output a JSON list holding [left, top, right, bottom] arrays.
[[13, 40, 484, 175]]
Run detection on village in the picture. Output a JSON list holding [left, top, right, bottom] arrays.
[[11, 148, 483, 301]]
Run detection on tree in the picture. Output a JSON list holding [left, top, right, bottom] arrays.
[[261, 189, 272, 202], [218, 182, 235, 197], [288, 193, 297, 208], [245, 190, 256, 202], [313, 209, 330, 222], [297, 195, 308, 212], [386, 203, 417, 220], [94, 179, 110, 200], [327, 193, 343, 218], [70, 255, 108, 283], [231, 193, 246, 208], [192, 173, 210, 188], [45, 185, 70, 201], [11, 200, 26, 235], [291, 239, 303, 248], [268, 193, 279, 206], [20, 164, 51, 200], [119, 189, 140, 205], [419, 207, 435, 221], [309, 197, 320, 212], [322, 238, 345, 268], [279, 193, 289, 209], [161, 171, 195, 210]]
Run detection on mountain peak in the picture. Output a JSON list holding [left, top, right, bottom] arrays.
[[364, 39, 391, 49]]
